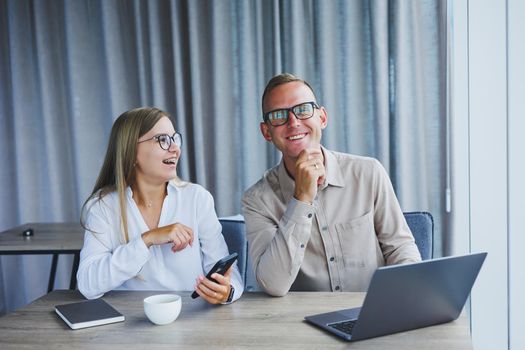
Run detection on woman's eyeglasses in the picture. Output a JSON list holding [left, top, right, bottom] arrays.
[[138, 132, 182, 150]]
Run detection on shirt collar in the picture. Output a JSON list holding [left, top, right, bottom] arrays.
[[167, 179, 181, 194], [277, 159, 295, 204], [322, 146, 345, 188]]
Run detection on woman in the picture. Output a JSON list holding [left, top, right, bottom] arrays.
[[77, 107, 243, 304]]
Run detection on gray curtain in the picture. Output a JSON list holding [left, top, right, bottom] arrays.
[[0, 0, 446, 315]]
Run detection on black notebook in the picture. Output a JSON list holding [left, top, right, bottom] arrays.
[[55, 299, 125, 330]]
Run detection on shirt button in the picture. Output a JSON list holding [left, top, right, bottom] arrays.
[[329, 257, 335, 262], [335, 285, 340, 291], [300, 244, 305, 248], [307, 213, 313, 218], [321, 226, 328, 231]]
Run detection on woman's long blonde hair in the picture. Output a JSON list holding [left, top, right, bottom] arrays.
[[80, 107, 175, 243]]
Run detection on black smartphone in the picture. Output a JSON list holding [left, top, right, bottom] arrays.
[[191, 252, 238, 299]]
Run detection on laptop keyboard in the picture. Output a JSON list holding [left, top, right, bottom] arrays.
[[328, 319, 357, 335]]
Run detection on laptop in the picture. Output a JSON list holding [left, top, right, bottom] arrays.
[[305, 252, 487, 341]]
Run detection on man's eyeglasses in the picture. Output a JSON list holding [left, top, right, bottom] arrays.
[[138, 132, 183, 150], [263, 101, 319, 126]]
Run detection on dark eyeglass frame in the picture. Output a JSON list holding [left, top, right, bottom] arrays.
[[138, 132, 183, 150], [263, 101, 320, 126]]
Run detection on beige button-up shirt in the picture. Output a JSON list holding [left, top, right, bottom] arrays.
[[242, 147, 421, 296]]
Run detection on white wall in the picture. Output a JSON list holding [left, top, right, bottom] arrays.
[[450, 1, 525, 349], [508, 1, 525, 348]]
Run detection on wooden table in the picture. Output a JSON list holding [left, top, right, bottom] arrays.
[[0, 290, 473, 349], [0, 223, 84, 292]]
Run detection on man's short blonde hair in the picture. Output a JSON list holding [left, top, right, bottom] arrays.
[[261, 73, 317, 116]]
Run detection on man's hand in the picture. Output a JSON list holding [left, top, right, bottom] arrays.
[[293, 148, 325, 204]]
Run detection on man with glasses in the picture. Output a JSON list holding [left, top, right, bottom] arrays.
[[242, 73, 421, 296]]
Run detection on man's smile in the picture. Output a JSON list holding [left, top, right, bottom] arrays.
[[286, 133, 307, 141]]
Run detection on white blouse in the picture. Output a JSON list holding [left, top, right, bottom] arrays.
[[77, 181, 243, 302]]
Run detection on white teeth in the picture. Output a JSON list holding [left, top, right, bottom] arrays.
[[288, 134, 306, 140], [163, 158, 177, 164]]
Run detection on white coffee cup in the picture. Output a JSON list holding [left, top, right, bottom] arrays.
[[143, 294, 182, 325]]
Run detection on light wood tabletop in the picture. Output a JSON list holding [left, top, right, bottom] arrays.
[[0, 222, 84, 291], [0, 290, 473, 350]]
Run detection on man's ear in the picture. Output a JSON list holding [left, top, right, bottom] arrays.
[[260, 122, 272, 142], [319, 107, 328, 130]]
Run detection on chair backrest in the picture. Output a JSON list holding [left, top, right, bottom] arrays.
[[403, 211, 434, 260], [222, 211, 433, 292], [244, 250, 261, 292], [219, 219, 248, 286]]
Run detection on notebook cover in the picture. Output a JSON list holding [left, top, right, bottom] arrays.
[[55, 298, 125, 330]]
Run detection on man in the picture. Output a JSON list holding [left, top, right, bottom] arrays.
[[242, 73, 421, 296]]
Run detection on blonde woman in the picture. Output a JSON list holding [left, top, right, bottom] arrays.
[[77, 107, 243, 304]]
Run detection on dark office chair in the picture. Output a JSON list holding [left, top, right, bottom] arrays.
[[244, 251, 261, 292], [219, 218, 248, 286], [404, 211, 434, 260]]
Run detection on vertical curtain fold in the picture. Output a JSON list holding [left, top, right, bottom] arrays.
[[0, 0, 445, 314]]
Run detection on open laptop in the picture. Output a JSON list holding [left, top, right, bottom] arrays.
[[305, 252, 487, 341]]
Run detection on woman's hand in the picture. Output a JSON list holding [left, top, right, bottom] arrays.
[[194, 265, 233, 304], [141, 223, 194, 252]]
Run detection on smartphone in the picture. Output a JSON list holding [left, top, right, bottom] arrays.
[[191, 252, 238, 299]]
